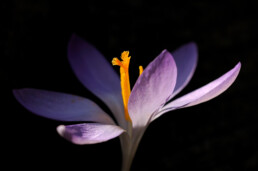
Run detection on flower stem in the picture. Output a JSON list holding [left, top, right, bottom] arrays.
[[120, 131, 143, 171], [121, 140, 133, 171]]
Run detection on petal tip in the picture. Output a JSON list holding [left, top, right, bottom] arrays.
[[70, 33, 80, 41], [69, 33, 82, 47], [12, 88, 21, 94], [236, 62, 242, 69], [178, 41, 198, 56], [187, 41, 198, 47], [12, 89, 18, 96], [231, 62, 241, 77], [12, 88, 24, 102], [176, 41, 198, 52], [160, 49, 174, 60], [56, 125, 66, 136], [162, 49, 169, 53], [161, 49, 172, 56]]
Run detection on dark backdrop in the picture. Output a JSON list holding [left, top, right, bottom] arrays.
[[2, 0, 257, 170]]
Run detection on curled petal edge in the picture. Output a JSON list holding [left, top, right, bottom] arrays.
[[57, 123, 125, 145]]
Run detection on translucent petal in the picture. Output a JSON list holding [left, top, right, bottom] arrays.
[[13, 88, 114, 124], [68, 34, 125, 127], [170, 42, 198, 98]]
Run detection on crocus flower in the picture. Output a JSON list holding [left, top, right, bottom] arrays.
[[13, 34, 241, 171]]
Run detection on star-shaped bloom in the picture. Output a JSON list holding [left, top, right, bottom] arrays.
[[13, 34, 241, 171]]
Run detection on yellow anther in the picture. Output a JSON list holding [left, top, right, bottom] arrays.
[[139, 66, 143, 76], [112, 51, 132, 122]]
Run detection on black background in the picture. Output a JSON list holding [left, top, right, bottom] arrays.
[[2, 0, 258, 170]]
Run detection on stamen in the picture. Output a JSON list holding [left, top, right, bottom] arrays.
[[139, 66, 143, 76], [112, 51, 132, 122]]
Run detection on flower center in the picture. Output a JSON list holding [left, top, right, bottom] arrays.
[[112, 51, 143, 122]]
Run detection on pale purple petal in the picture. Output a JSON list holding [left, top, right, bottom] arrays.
[[13, 88, 114, 124], [57, 123, 125, 145], [68, 34, 125, 127], [170, 42, 198, 98], [128, 50, 177, 127], [153, 62, 241, 120]]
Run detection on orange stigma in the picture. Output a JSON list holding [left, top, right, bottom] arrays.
[[112, 51, 131, 121], [112, 51, 144, 122]]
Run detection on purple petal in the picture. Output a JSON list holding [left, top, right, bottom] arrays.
[[170, 42, 198, 98], [68, 34, 125, 127], [57, 123, 125, 145], [128, 50, 177, 127], [154, 62, 241, 120], [13, 88, 114, 124]]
